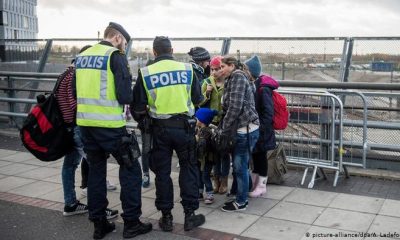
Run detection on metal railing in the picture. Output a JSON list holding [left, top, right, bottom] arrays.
[[280, 81, 400, 168], [1, 71, 400, 177], [329, 90, 368, 169], [277, 90, 345, 188]]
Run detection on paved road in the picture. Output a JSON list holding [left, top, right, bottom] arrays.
[[2, 134, 400, 201], [0, 200, 196, 240], [0, 134, 26, 152]]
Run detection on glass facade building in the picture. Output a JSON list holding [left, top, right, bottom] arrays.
[[0, 0, 38, 62]]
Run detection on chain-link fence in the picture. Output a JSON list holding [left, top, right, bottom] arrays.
[[350, 38, 400, 84], [1, 37, 399, 170], [229, 37, 346, 81], [1, 37, 399, 82]]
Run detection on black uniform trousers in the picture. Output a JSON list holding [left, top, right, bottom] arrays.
[[80, 126, 142, 222], [149, 118, 199, 213]]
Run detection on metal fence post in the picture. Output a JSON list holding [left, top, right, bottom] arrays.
[[23, 39, 53, 114], [6, 76, 16, 126], [342, 38, 354, 83], [125, 40, 133, 61], [339, 38, 349, 82], [320, 96, 330, 162], [220, 38, 231, 56]]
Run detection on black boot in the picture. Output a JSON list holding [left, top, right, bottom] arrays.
[[93, 218, 115, 239], [123, 220, 153, 238], [184, 210, 205, 231], [158, 210, 173, 232]]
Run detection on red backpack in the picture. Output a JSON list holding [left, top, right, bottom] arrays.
[[271, 91, 289, 130], [20, 71, 74, 161]]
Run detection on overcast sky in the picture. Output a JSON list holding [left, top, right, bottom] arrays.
[[37, 0, 400, 38]]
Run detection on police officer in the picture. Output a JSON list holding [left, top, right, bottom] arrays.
[[130, 36, 205, 232], [75, 22, 152, 239]]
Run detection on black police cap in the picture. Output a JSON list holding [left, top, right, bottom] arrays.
[[108, 22, 131, 42], [153, 36, 172, 49]]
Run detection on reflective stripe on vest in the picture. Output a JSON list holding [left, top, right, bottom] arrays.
[[75, 44, 125, 128], [141, 60, 194, 119]]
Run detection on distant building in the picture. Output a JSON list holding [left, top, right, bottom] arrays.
[[0, 0, 39, 62]]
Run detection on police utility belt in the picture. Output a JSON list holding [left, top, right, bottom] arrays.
[[152, 115, 196, 129]]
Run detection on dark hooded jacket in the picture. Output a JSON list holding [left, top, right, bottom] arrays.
[[190, 61, 209, 86], [253, 75, 278, 152]]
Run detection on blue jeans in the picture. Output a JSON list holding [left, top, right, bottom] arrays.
[[202, 161, 213, 193], [232, 129, 259, 205], [213, 153, 230, 178], [62, 126, 85, 206]]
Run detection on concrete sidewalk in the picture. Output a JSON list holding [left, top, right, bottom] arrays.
[[1, 148, 400, 240]]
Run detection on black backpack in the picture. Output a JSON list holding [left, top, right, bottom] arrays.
[[20, 71, 74, 161]]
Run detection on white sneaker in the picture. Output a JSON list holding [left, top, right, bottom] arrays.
[[106, 180, 117, 191], [81, 188, 87, 196], [204, 193, 214, 204]]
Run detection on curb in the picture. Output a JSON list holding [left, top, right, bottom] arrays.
[[0, 192, 255, 240]]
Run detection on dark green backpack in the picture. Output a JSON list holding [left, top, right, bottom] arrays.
[[267, 144, 288, 184]]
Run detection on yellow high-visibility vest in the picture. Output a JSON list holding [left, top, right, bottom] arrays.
[[75, 44, 125, 128], [141, 59, 194, 118]]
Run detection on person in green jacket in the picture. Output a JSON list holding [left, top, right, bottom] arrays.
[[199, 56, 230, 194]]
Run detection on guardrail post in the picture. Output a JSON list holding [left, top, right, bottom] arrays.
[[6, 76, 16, 126]]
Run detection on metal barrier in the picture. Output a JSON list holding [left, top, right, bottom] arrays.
[[1, 71, 400, 174], [360, 92, 400, 169], [0, 72, 58, 125], [328, 90, 368, 169], [277, 90, 345, 188], [278, 88, 369, 169]]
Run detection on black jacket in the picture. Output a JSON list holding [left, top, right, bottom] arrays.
[[253, 75, 277, 153]]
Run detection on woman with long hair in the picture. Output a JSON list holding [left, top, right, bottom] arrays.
[[218, 56, 259, 212]]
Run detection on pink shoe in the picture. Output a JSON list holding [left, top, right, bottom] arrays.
[[249, 177, 267, 198], [250, 173, 259, 192]]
